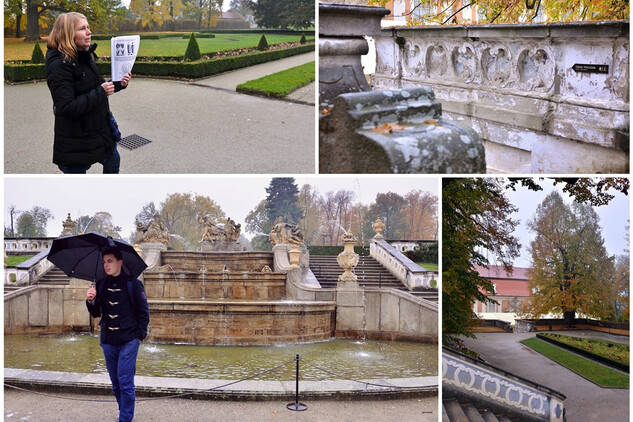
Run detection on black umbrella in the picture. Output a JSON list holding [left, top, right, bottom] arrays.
[[47, 231, 147, 284]]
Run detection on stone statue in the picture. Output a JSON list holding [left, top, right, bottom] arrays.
[[199, 215, 221, 243], [225, 217, 241, 242], [269, 217, 304, 245], [136, 214, 170, 245], [61, 213, 77, 236]]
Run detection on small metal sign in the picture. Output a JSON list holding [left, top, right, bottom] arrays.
[[572, 63, 609, 74]]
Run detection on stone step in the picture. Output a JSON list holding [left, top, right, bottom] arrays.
[[35, 268, 71, 285]]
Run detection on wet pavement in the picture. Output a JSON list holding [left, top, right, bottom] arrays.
[[4, 53, 316, 174]]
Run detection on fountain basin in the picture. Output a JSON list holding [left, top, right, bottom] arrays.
[[160, 250, 275, 273], [5, 334, 437, 380], [98, 299, 337, 346]]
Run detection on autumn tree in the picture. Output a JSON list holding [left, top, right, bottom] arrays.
[[318, 190, 356, 245], [366, 0, 628, 25], [132, 193, 225, 249], [298, 184, 320, 245], [442, 178, 520, 343], [527, 191, 616, 325], [73, 212, 122, 238], [403, 190, 438, 240], [14, 206, 53, 237]]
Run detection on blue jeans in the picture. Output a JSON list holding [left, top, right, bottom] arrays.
[[58, 146, 120, 174], [101, 339, 140, 422]]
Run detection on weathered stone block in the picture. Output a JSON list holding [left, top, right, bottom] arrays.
[[399, 299, 422, 336], [28, 289, 48, 326], [380, 294, 400, 332], [320, 88, 485, 173], [364, 291, 381, 333]]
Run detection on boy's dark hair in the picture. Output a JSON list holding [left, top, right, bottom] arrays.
[[102, 248, 123, 261]]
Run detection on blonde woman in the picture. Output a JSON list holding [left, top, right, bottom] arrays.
[[46, 12, 131, 173]]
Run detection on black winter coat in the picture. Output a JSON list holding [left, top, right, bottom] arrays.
[[45, 44, 125, 167], [86, 273, 150, 345]]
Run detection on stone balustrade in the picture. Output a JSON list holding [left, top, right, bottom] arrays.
[[4, 249, 53, 286], [372, 21, 629, 173], [4, 237, 54, 253], [370, 239, 436, 290], [443, 347, 566, 421]]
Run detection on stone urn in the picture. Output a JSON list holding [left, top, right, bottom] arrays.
[[372, 217, 386, 239], [336, 232, 359, 283], [288, 244, 301, 269]]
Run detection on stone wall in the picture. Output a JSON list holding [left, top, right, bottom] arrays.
[[372, 22, 629, 173], [4, 283, 92, 334], [4, 237, 54, 254], [143, 271, 286, 300], [160, 250, 274, 272], [4, 249, 53, 286]]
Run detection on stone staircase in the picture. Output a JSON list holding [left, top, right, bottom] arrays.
[[443, 396, 524, 422], [411, 290, 438, 302], [309, 255, 406, 290], [34, 267, 71, 286]]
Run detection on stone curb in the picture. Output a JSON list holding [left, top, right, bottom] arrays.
[[5, 368, 438, 401]]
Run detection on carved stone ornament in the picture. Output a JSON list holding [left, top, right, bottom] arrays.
[[337, 232, 359, 283], [288, 245, 301, 269], [61, 213, 77, 236], [269, 217, 304, 245], [136, 214, 170, 245], [261, 265, 273, 273], [372, 217, 386, 239]]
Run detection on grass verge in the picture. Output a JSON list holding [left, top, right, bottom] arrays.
[[419, 263, 438, 271], [521, 337, 629, 388], [5, 256, 34, 266], [236, 61, 314, 98]]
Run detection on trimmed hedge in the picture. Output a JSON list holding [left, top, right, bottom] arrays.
[[200, 29, 315, 35], [91, 33, 183, 40], [182, 33, 216, 39], [5, 43, 315, 82], [404, 242, 438, 264]]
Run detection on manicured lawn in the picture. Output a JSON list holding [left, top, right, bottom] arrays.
[[5, 34, 314, 61], [539, 333, 629, 368], [521, 337, 629, 388], [236, 61, 314, 98], [5, 255, 34, 266]]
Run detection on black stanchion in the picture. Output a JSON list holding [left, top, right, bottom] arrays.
[[286, 354, 307, 411]]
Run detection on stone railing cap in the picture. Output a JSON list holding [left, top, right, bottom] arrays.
[[319, 3, 390, 16], [16, 248, 51, 270], [443, 346, 567, 400], [373, 239, 429, 273]]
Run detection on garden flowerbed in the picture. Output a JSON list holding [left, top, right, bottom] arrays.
[[536, 332, 629, 372]]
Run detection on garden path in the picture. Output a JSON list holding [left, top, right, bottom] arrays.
[[4, 54, 315, 174], [460, 331, 629, 422]]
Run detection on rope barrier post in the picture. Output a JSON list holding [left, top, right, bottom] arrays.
[[286, 354, 307, 411]]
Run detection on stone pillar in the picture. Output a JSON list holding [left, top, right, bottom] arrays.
[[319, 3, 389, 104], [64, 277, 92, 331], [335, 233, 365, 337], [138, 242, 166, 273]]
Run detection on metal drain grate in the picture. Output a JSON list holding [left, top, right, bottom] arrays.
[[119, 134, 152, 150]]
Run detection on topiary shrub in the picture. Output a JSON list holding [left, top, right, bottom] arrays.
[[31, 42, 45, 64], [183, 33, 201, 61], [299, 33, 306, 44], [257, 34, 269, 51]]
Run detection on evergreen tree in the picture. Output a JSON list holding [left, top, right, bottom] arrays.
[[31, 42, 45, 64], [256, 34, 268, 51], [264, 177, 302, 224], [184, 32, 201, 61]]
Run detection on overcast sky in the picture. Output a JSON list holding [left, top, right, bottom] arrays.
[[496, 178, 629, 268], [3, 175, 439, 240]]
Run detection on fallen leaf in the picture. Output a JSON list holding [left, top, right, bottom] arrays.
[[321, 108, 331, 115], [370, 123, 408, 134], [423, 120, 439, 126]]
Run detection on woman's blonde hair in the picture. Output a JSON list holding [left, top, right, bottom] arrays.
[[47, 12, 88, 62]]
